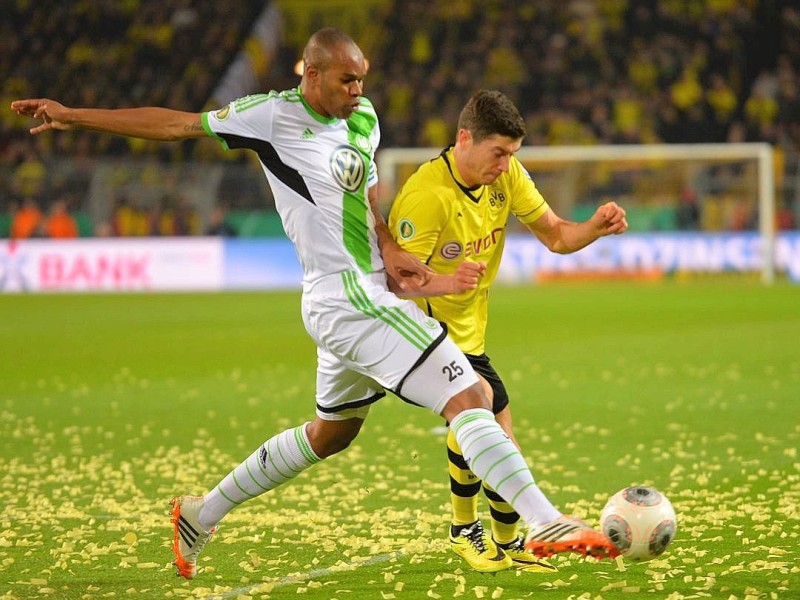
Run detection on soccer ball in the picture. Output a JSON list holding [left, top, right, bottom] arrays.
[[600, 486, 677, 562]]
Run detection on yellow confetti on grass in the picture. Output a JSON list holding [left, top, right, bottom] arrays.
[[2, 374, 798, 600], [614, 555, 626, 572], [601, 580, 628, 591]]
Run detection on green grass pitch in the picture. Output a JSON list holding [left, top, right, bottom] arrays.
[[1, 281, 798, 599]]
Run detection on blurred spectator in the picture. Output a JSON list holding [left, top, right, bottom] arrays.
[[206, 204, 237, 237], [43, 199, 78, 239], [157, 194, 200, 236], [612, 84, 647, 143], [706, 73, 738, 140], [94, 221, 113, 237], [700, 196, 723, 231], [675, 187, 700, 231], [745, 79, 779, 132], [670, 68, 704, 113], [111, 195, 152, 236], [11, 147, 47, 203], [11, 198, 43, 239], [420, 115, 451, 147], [776, 202, 795, 230], [727, 195, 754, 231]]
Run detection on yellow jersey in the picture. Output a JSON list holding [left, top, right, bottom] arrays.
[[388, 147, 549, 354]]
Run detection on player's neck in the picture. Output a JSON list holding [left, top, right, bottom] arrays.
[[298, 82, 334, 121], [451, 145, 480, 189]]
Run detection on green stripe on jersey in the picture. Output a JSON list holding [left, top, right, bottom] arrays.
[[342, 101, 378, 273], [278, 88, 302, 103], [347, 102, 378, 139], [341, 270, 434, 351], [233, 93, 273, 112], [343, 190, 372, 273]]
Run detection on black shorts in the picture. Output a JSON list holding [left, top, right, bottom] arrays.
[[465, 353, 509, 415]]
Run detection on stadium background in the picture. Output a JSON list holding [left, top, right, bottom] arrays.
[[1, 0, 799, 246]]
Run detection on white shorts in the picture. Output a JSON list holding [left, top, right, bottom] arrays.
[[302, 270, 478, 421]]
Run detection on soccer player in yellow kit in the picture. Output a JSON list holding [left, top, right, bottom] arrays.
[[388, 90, 628, 572]]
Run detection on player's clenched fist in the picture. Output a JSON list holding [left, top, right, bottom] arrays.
[[592, 201, 628, 236], [451, 261, 487, 294]]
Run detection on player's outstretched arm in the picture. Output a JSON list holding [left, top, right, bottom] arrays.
[[11, 99, 205, 141], [527, 201, 628, 254], [388, 260, 486, 298]]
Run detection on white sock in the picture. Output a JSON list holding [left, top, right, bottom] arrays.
[[450, 408, 561, 528], [198, 423, 320, 530]]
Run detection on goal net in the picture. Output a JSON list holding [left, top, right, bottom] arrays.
[[377, 143, 777, 284]]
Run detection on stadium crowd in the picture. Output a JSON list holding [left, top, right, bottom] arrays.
[[367, 0, 800, 151], [2, 0, 799, 237]]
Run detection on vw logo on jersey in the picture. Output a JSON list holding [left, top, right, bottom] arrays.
[[440, 241, 463, 260], [330, 145, 366, 192]]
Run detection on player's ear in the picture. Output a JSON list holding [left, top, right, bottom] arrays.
[[301, 62, 316, 85], [457, 128, 472, 146]]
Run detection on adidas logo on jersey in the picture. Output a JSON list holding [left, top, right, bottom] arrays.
[[301, 128, 315, 139]]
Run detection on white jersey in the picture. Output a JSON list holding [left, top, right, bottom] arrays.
[[202, 88, 382, 287], [202, 87, 478, 420]]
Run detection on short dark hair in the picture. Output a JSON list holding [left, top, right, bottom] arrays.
[[303, 27, 360, 71], [457, 90, 526, 143]]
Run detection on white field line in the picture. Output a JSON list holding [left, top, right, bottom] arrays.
[[204, 550, 406, 599]]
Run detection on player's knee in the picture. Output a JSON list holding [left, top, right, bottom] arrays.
[[441, 382, 491, 422], [307, 432, 355, 459], [312, 438, 350, 458], [306, 418, 362, 459]]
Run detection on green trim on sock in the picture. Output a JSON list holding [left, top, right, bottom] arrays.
[[216, 485, 241, 507]]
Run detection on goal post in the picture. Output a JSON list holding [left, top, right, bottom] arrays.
[[377, 143, 776, 284]]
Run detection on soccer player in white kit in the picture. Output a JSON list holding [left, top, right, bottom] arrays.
[[11, 27, 617, 580]]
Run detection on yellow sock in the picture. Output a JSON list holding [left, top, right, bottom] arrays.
[[447, 428, 480, 526], [483, 482, 520, 545]]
